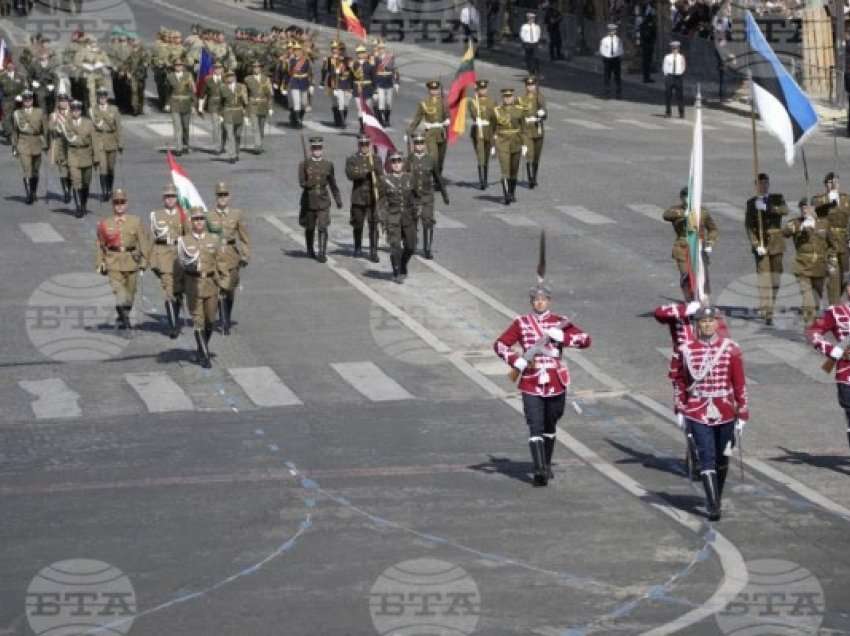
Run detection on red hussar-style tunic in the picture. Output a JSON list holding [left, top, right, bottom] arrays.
[[654, 302, 730, 381], [677, 335, 749, 425], [807, 304, 850, 385], [494, 310, 591, 396]]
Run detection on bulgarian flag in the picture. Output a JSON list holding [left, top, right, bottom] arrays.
[[167, 150, 206, 216], [341, 0, 367, 40], [685, 91, 706, 302], [446, 43, 476, 144]]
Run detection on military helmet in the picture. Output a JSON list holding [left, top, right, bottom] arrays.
[[694, 305, 720, 320], [355, 44, 367, 53], [529, 283, 552, 299]]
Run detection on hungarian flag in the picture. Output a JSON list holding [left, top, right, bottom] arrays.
[[167, 151, 206, 215], [360, 95, 397, 155], [446, 43, 477, 144], [195, 47, 214, 97], [685, 92, 706, 302], [341, 0, 367, 40]]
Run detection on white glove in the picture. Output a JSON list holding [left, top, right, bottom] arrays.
[[47, 84, 54, 92], [685, 300, 701, 316], [676, 412, 685, 430], [164, 104, 171, 112], [703, 245, 712, 255], [268, 109, 274, 116], [490, 146, 495, 157], [309, 86, 315, 95], [475, 118, 486, 126], [831, 346, 844, 360], [394, 83, 399, 94], [403, 134, 408, 144], [272, 83, 279, 90], [521, 145, 528, 157], [755, 245, 767, 256], [198, 106, 204, 114], [513, 357, 528, 371], [755, 197, 767, 211], [829, 190, 840, 203], [31, 80, 40, 88], [281, 88, 288, 97], [546, 327, 564, 342], [802, 217, 816, 230], [525, 116, 537, 123], [15, 95, 22, 102], [93, 62, 104, 70], [442, 118, 450, 126], [536, 108, 545, 118], [735, 419, 746, 434]]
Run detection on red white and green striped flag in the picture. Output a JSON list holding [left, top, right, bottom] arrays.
[[685, 90, 706, 302], [167, 150, 207, 214], [447, 43, 477, 144]]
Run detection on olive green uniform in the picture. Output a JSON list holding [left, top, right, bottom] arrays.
[[95, 214, 149, 326], [127, 43, 149, 116], [220, 81, 248, 162], [407, 96, 448, 176], [663, 204, 719, 289], [244, 72, 274, 151], [299, 157, 342, 261], [201, 74, 226, 152], [784, 211, 833, 324], [467, 93, 496, 187], [166, 71, 196, 153], [379, 171, 417, 281], [345, 150, 383, 259], [491, 101, 525, 203], [406, 151, 448, 259], [813, 192, 850, 305], [149, 206, 186, 302], [74, 45, 111, 111], [519, 90, 546, 188], [179, 229, 223, 366], [207, 205, 250, 334], [151, 38, 173, 110], [48, 106, 72, 201], [91, 103, 122, 200], [62, 114, 99, 214], [12, 107, 47, 179], [0, 71, 26, 139], [745, 193, 788, 320]]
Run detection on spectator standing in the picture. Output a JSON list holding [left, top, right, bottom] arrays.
[[520, 12, 542, 77], [543, 0, 564, 61], [598, 23, 623, 98], [663, 40, 687, 118]]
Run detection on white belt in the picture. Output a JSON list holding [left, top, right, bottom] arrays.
[[475, 119, 489, 126], [692, 389, 731, 398], [424, 121, 444, 129], [525, 116, 538, 123]]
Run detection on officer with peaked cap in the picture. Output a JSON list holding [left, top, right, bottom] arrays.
[[149, 182, 187, 338], [407, 79, 449, 177], [207, 181, 250, 335], [492, 87, 525, 204], [379, 151, 417, 283], [12, 89, 47, 205], [62, 99, 97, 217], [467, 78, 496, 190], [345, 134, 384, 260], [299, 136, 343, 263]]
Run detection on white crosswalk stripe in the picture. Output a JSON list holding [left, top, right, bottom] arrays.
[[129, 118, 285, 139], [704, 201, 741, 220], [616, 118, 664, 130], [435, 211, 466, 229], [331, 361, 414, 401], [556, 205, 614, 225], [20, 222, 64, 243], [626, 203, 665, 221], [493, 213, 538, 227], [563, 118, 611, 130], [126, 371, 195, 413], [668, 118, 718, 131], [565, 101, 602, 111], [19, 379, 81, 419], [228, 367, 303, 407]]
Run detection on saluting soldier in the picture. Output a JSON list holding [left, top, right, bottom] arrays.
[[491, 87, 525, 205], [784, 197, 832, 326], [12, 90, 47, 205], [1, 62, 27, 142], [518, 76, 546, 189], [323, 41, 353, 127], [221, 70, 249, 164], [245, 60, 274, 153], [407, 80, 449, 177], [351, 44, 375, 129], [48, 93, 73, 204], [813, 172, 850, 306], [149, 183, 187, 339], [373, 40, 399, 127], [62, 100, 98, 218], [287, 42, 313, 128], [494, 265, 592, 486], [379, 152, 417, 283], [178, 207, 223, 369], [467, 79, 496, 190], [166, 60, 195, 156], [95, 189, 150, 330], [299, 136, 343, 263], [90, 87, 122, 202], [199, 62, 226, 154], [677, 305, 749, 521], [207, 182, 250, 336], [664, 186, 718, 293], [406, 133, 449, 260], [745, 172, 788, 325], [345, 135, 383, 260]]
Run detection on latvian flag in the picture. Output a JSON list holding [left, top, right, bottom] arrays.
[[447, 43, 477, 144], [745, 11, 818, 165], [341, 0, 367, 40], [167, 151, 207, 215], [360, 96, 397, 156], [195, 47, 214, 97]]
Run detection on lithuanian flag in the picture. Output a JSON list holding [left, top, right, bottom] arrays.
[[446, 43, 477, 144], [341, 0, 367, 40]]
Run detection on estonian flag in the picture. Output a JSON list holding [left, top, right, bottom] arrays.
[[746, 11, 818, 165]]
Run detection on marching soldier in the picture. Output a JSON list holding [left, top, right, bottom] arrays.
[[407, 80, 449, 177], [48, 93, 73, 204], [178, 207, 223, 369], [1, 62, 27, 142], [323, 41, 353, 127], [467, 79, 496, 190], [28, 50, 59, 114], [12, 90, 47, 205], [207, 182, 250, 336], [494, 253, 592, 486], [492, 87, 525, 205], [245, 60, 274, 153], [345, 135, 383, 260], [299, 136, 343, 263], [379, 152, 417, 283], [95, 189, 150, 330], [62, 100, 98, 218], [151, 30, 172, 111], [677, 305, 748, 521], [807, 277, 850, 449], [74, 39, 111, 112], [149, 183, 187, 339], [745, 173, 788, 325], [406, 133, 449, 260], [784, 197, 832, 326], [518, 76, 546, 189], [220, 70, 248, 163], [126, 35, 149, 116], [200, 62, 226, 154], [351, 44, 375, 129], [91, 87, 122, 202], [373, 40, 399, 127], [664, 187, 718, 292], [287, 42, 313, 128], [813, 172, 850, 306], [166, 60, 195, 156]]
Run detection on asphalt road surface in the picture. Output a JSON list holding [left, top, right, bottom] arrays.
[[1, 1, 850, 635]]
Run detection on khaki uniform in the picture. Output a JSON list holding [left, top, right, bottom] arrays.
[[813, 192, 850, 304], [379, 171, 417, 280], [207, 206, 250, 294], [28, 62, 60, 114], [663, 204, 719, 279], [467, 94, 496, 167], [201, 75, 226, 151], [784, 212, 833, 324], [166, 71, 196, 152], [127, 44, 149, 116], [745, 193, 788, 319], [519, 90, 546, 187], [244, 73, 273, 151], [48, 107, 71, 184], [151, 39, 172, 110], [62, 115, 98, 190], [220, 82, 248, 161], [90, 103, 121, 180], [95, 214, 149, 312], [149, 206, 187, 301], [179, 231, 222, 329], [491, 101, 525, 202], [407, 96, 448, 176], [74, 46, 111, 111], [12, 107, 47, 178], [0, 71, 27, 138]]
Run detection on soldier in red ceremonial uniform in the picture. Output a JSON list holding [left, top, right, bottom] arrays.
[[807, 278, 850, 449], [494, 273, 591, 486], [677, 306, 749, 521]]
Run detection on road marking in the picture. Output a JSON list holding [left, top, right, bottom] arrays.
[[135, 119, 285, 138], [493, 213, 538, 227], [331, 361, 414, 402], [704, 201, 741, 220], [145, 122, 211, 138], [565, 101, 601, 111], [125, 372, 194, 413], [20, 222, 64, 243], [668, 118, 718, 131], [563, 118, 610, 130], [556, 205, 614, 225], [302, 119, 339, 134], [19, 379, 81, 419], [762, 342, 831, 384], [435, 211, 466, 229], [616, 118, 664, 130], [228, 367, 303, 407], [626, 203, 665, 222]]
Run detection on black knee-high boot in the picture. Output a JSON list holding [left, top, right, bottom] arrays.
[[218, 297, 230, 335], [305, 229, 316, 258], [529, 437, 548, 486], [543, 435, 555, 479], [701, 470, 721, 521]]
